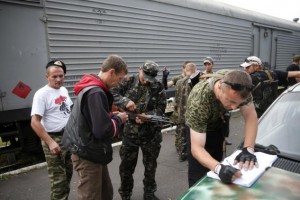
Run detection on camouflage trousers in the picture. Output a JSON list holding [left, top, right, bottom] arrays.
[[118, 134, 161, 198], [175, 123, 187, 159], [41, 135, 73, 200]]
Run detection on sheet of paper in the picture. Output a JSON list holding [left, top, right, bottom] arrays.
[[207, 150, 278, 187]]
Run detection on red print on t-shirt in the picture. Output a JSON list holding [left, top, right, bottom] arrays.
[[55, 96, 71, 115], [55, 96, 67, 105]]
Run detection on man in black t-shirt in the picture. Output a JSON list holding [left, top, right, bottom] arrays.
[[286, 55, 300, 86], [240, 56, 288, 117], [241, 56, 300, 116], [240, 56, 288, 86]]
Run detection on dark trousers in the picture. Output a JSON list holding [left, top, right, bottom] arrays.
[[186, 126, 224, 187], [118, 136, 161, 197]]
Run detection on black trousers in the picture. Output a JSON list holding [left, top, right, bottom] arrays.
[[186, 125, 224, 187]]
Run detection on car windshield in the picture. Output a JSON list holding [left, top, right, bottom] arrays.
[[256, 90, 300, 161]]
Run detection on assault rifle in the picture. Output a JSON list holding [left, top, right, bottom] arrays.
[[126, 112, 174, 127]]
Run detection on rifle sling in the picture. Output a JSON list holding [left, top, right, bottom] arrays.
[[265, 70, 273, 81]]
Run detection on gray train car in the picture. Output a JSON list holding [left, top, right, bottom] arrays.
[[0, 0, 300, 165]]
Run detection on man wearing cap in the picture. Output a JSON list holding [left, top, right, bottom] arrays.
[[240, 55, 300, 116], [202, 56, 214, 74], [31, 60, 73, 200], [201, 56, 232, 145], [111, 60, 167, 200], [286, 55, 300, 86]]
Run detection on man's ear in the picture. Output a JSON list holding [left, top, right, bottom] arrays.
[[109, 68, 115, 75]]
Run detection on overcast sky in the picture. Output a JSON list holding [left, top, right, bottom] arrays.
[[214, 0, 300, 22]]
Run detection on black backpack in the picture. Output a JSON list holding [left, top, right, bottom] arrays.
[[251, 70, 278, 112]]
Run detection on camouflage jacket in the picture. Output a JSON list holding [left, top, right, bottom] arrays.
[[111, 74, 167, 139], [173, 76, 192, 124], [186, 73, 252, 133], [171, 74, 184, 86]]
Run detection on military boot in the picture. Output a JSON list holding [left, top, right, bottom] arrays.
[[144, 193, 160, 200], [121, 195, 131, 200]]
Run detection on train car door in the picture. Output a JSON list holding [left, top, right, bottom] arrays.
[[252, 26, 273, 69]]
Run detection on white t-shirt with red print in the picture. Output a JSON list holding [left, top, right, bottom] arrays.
[[31, 85, 73, 132]]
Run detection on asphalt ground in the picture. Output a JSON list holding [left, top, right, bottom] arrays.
[[0, 111, 244, 200]]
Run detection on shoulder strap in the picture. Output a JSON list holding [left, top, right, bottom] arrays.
[[264, 70, 273, 81], [78, 86, 99, 98]]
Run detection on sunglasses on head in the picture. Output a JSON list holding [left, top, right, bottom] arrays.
[[244, 58, 258, 63], [222, 81, 253, 92]]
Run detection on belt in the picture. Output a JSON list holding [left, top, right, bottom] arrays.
[[48, 128, 64, 136]]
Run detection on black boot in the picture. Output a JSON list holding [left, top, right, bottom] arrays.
[[121, 195, 131, 200], [144, 193, 160, 200]]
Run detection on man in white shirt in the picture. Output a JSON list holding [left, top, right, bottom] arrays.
[[31, 60, 73, 200]]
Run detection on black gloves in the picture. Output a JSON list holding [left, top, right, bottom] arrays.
[[162, 68, 169, 90], [216, 164, 239, 184], [235, 147, 257, 163]]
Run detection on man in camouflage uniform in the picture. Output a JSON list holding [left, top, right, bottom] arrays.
[[174, 62, 197, 161], [202, 56, 214, 75], [111, 60, 167, 200], [31, 60, 73, 200], [185, 70, 259, 187], [162, 61, 191, 89]]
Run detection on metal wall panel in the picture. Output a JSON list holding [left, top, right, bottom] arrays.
[[276, 34, 300, 70], [0, 3, 47, 111], [44, 0, 252, 97]]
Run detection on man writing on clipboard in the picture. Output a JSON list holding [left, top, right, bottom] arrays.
[[185, 70, 258, 187]]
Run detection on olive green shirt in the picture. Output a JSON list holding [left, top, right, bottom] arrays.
[[185, 77, 252, 133]]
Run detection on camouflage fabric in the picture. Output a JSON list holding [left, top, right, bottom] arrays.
[[185, 77, 226, 133], [174, 77, 192, 124], [175, 123, 187, 159], [41, 135, 73, 200], [186, 71, 252, 133], [118, 131, 161, 197], [180, 167, 300, 200], [110, 74, 166, 197], [171, 74, 184, 86], [173, 76, 192, 159]]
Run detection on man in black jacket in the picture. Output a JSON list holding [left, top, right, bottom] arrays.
[[63, 55, 128, 200]]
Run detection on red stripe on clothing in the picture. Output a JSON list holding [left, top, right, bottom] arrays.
[[111, 119, 117, 137]]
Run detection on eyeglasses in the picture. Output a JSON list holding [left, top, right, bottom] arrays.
[[222, 81, 253, 92]]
